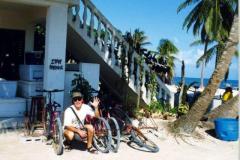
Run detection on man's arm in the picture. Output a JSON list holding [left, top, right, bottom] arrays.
[[90, 97, 100, 118], [94, 106, 100, 118]]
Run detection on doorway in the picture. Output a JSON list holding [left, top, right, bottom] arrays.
[[0, 29, 25, 80]]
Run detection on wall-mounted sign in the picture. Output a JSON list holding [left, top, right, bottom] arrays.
[[49, 59, 63, 70]]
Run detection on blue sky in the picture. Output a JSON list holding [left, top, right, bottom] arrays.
[[91, 0, 238, 80]]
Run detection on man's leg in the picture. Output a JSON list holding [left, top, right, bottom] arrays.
[[64, 129, 74, 141], [84, 124, 94, 149], [63, 129, 74, 150]]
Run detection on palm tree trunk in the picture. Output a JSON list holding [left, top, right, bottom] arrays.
[[199, 61, 205, 89], [173, 14, 239, 134], [178, 60, 185, 107], [200, 39, 208, 89], [206, 95, 239, 121]]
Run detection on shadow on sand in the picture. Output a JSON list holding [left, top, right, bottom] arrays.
[[205, 129, 217, 139], [69, 140, 87, 151]]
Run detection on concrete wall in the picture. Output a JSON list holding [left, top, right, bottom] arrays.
[[43, 3, 68, 108]]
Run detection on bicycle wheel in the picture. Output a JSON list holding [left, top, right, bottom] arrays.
[[43, 107, 51, 138], [108, 117, 120, 152], [52, 117, 64, 155], [93, 117, 112, 153], [130, 127, 159, 153], [110, 107, 132, 133]]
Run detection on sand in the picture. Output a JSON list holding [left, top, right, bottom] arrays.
[[0, 119, 238, 160]]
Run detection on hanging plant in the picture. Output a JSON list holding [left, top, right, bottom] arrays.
[[133, 57, 138, 86], [127, 45, 134, 83], [138, 55, 144, 87], [106, 30, 113, 59], [145, 70, 150, 95], [149, 71, 158, 101], [71, 73, 94, 103], [121, 43, 127, 81], [34, 24, 45, 51], [114, 42, 120, 66], [123, 32, 134, 83]]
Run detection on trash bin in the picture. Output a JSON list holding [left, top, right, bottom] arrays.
[[214, 118, 239, 141]]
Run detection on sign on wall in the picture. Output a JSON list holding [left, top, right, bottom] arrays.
[[49, 59, 63, 70]]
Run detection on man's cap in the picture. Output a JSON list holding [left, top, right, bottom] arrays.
[[72, 91, 83, 98]]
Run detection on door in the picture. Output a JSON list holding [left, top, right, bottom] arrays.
[[0, 29, 25, 80]]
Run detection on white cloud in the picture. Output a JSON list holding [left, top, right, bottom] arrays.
[[175, 48, 203, 66], [174, 48, 216, 78], [173, 37, 179, 44], [196, 49, 204, 58]]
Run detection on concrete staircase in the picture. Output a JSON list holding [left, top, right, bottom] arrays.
[[66, 0, 174, 107]]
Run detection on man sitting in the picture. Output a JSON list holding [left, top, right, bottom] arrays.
[[63, 91, 100, 154]]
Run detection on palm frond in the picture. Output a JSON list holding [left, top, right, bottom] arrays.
[[177, 0, 200, 13], [190, 39, 202, 47]]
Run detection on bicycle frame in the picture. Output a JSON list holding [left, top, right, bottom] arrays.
[[37, 89, 64, 155], [45, 102, 61, 137], [109, 106, 159, 153]]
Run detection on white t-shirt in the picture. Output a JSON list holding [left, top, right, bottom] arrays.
[[63, 104, 95, 128]]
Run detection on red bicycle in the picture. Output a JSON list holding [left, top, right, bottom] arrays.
[[37, 89, 64, 155]]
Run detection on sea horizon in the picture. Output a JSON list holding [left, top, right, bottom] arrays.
[[173, 77, 239, 89]]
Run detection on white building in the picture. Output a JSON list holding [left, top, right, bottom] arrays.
[[0, 0, 174, 122]]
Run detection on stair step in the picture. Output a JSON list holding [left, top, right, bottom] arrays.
[[0, 117, 24, 130]]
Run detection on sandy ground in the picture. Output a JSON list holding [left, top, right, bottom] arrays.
[[0, 120, 238, 160]]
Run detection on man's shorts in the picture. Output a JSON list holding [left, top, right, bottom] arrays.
[[74, 133, 82, 141]]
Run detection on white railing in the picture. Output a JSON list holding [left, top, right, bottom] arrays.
[[68, 0, 173, 106]]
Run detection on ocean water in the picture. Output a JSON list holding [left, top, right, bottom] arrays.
[[173, 77, 239, 89]]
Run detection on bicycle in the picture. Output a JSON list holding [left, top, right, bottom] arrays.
[[88, 90, 120, 153], [90, 116, 112, 153], [99, 104, 121, 153], [36, 89, 64, 155], [109, 106, 159, 153], [137, 109, 159, 131], [136, 110, 163, 141], [78, 110, 112, 153]]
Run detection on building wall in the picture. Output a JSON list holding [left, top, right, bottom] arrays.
[[0, 7, 46, 30]]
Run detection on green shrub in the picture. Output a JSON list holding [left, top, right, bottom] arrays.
[[146, 101, 164, 114], [168, 107, 178, 114], [71, 74, 94, 103], [178, 103, 189, 115]]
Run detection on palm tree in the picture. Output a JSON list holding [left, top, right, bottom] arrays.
[[132, 28, 151, 55], [156, 39, 178, 83], [173, 0, 238, 134], [127, 29, 150, 108], [178, 0, 236, 88], [123, 29, 151, 81], [177, 0, 236, 40], [190, 38, 210, 89], [196, 41, 239, 82]]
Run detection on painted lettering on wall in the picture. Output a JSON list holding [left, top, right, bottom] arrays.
[[49, 59, 63, 70]]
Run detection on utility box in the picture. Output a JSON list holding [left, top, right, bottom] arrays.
[[0, 81, 17, 98], [0, 97, 26, 117], [19, 65, 43, 81], [17, 80, 43, 98]]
